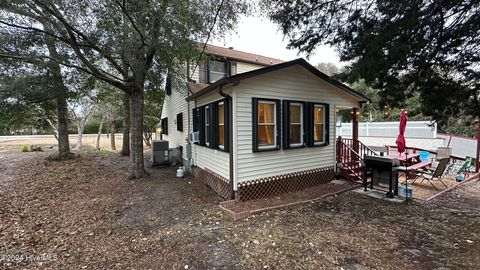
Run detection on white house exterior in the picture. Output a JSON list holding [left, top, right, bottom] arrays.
[[160, 44, 369, 201]]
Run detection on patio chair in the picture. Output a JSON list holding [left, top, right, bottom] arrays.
[[411, 158, 450, 190], [430, 147, 451, 170]]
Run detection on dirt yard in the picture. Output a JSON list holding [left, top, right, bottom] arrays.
[[1, 141, 480, 269]]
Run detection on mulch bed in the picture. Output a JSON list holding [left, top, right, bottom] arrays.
[[1, 143, 480, 269]]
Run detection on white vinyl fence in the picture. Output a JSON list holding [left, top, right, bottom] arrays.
[[336, 121, 437, 138], [337, 121, 478, 159], [437, 134, 477, 159]]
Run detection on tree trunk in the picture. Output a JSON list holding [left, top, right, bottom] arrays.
[[96, 116, 104, 150], [110, 117, 116, 150], [56, 92, 70, 157], [128, 89, 145, 179], [75, 122, 85, 150], [44, 22, 70, 157], [120, 93, 130, 156]]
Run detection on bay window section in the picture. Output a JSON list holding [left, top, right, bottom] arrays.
[[253, 98, 280, 152]]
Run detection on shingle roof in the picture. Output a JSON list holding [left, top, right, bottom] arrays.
[[187, 82, 209, 94], [202, 44, 284, 66], [186, 58, 371, 103]]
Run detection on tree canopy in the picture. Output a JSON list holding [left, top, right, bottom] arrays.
[[265, 0, 480, 129], [1, 0, 248, 178]]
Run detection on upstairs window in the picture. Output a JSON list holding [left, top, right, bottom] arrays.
[[208, 60, 228, 83], [218, 101, 225, 149], [252, 98, 280, 152]]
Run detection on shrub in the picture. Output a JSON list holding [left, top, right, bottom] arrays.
[[21, 144, 29, 152]]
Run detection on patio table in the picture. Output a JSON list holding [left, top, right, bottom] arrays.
[[385, 153, 420, 166]]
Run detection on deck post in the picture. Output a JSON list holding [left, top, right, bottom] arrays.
[[352, 107, 359, 157], [336, 136, 342, 163], [476, 121, 480, 173]]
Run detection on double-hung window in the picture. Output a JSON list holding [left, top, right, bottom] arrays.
[[205, 105, 210, 146], [313, 104, 325, 144], [306, 102, 329, 147], [208, 60, 228, 83], [218, 101, 225, 149], [283, 101, 305, 149], [252, 98, 280, 152]]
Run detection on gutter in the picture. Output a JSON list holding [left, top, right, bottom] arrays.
[[218, 85, 235, 200]]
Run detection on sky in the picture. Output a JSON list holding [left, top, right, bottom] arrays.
[[211, 15, 344, 67]]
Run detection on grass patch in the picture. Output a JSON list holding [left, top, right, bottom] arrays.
[[20, 144, 30, 152], [79, 147, 116, 157]]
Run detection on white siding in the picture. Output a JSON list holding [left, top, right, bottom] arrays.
[[234, 65, 361, 183], [236, 62, 264, 74], [161, 85, 191, 160]]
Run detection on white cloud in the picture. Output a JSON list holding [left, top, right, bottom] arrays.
[[211, 15, 345, 68]]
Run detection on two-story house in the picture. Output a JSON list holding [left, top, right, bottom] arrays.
[[160, 44, 369, 201]]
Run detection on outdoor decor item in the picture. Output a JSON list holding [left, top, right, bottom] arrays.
[[396, 110, 410, 199], [395, 110, 407, 154]]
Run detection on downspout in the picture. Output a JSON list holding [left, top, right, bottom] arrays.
[[218, 85, 235, 200]]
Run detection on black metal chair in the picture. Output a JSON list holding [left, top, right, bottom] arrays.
[[411, 158, 450, 190]]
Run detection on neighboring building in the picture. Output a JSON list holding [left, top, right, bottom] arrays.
[[160, 44, 369, 201]]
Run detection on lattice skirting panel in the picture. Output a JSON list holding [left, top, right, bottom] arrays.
[[236, 166, 335, 202], [195, 167, 231, 199]]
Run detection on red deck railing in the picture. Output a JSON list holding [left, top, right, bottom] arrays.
[[336, 137, 378, 182]]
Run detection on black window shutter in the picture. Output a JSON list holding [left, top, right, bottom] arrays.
[[192, 108, 200, 132], [230, 61, 237, 75], [275, 99, 281, 150], [223, 99, 230, 152], [199, 60, 206, 83], [306, 103, 314, 147], [166, 74, 172, 95], [226, 61, 231, 77], [252, 98, 259, 152], [324, 104, 330, 145], [176, 113, 183, 132], [210, 102, 218, 149], [199, 106, 205, 146], [282, 100, 290, 149], [162, 117, 168, 136]]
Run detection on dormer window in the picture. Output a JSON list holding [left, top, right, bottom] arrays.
[[208, 60, 228, 83]]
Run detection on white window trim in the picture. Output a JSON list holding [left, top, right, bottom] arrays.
[[289, 102, 304, 147], [218, 101, 225, 150], [205, 105, 210, 147], [258, 100, 277, 150], [313, 104, 326, 145]]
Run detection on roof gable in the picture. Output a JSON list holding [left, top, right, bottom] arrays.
[[186, 58, 370, 103]]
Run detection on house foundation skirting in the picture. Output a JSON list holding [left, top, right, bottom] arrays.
[[236, 166, 335, 202], [195, 167, 231, 199]]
